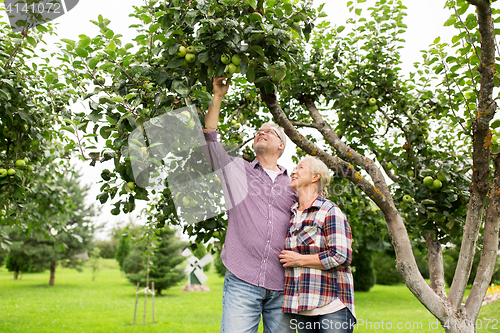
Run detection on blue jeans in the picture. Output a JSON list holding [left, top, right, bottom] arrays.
[[292, 308, 356, 333], [221, 270, 295, 333]]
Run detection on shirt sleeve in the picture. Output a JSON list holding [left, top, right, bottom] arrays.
[[199, 129, 236, 172], [318, 206, 353, 270]]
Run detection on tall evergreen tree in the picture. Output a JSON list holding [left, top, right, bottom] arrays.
[[123, 227, 187, 296]]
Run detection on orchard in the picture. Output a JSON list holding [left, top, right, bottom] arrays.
[[1, 0, 500, 332]]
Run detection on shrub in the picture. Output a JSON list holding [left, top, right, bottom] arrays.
[[353, 250, 375, 292]]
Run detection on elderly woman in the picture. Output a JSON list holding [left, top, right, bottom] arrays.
[[279, 156, 356, 333]]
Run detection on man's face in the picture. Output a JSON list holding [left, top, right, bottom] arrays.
[[253, 126, 283, 156]]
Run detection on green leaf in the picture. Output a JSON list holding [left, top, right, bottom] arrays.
[[75, 47, 89, 58], [45, 73, 55, 85], [108, 41, 116, 52], [444, 16, 457, 27], [246, 67, 255, 82], [248, 0, 257, 9], [89, 57, 99, 70], [283, 3, 293, 16], [78, 36, 91, 49], [100, 126, 111, 139], [27, 36, 37, 48], [337, 26, 346, 33], [172, 80, 189, 96], [167, 57, 185, 68], [99, 96, 116, 104], [491, 119, 500, 129], [105, 30, 114, 39], [154, 70, 169, 85]]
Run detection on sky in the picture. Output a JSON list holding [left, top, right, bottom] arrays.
[[2, 0, 464, 239]]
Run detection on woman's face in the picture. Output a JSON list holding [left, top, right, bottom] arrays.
[[290, 160, 315, 192]]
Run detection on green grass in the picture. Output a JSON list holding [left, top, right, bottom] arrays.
[[0, 260, 498, 332]]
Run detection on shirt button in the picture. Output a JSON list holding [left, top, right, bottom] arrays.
[[267, 240, 270, 243], [263, 260, 266, 263]]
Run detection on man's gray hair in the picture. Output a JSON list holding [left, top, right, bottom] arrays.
[[259, 122, 287, 157]]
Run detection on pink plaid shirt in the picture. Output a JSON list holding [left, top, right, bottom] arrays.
[[282, 196, 356, 318]]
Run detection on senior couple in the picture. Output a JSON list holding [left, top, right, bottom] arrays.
[[202, 76, 356, 333]]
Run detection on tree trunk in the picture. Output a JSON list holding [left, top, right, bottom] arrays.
[[49, 261, 56, 286], [425, 232, 446, 299], [13, 269, 18, 280]]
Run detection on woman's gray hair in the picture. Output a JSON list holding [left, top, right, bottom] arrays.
[[302, 156, 331, 197], [259, 122, 287, 157]]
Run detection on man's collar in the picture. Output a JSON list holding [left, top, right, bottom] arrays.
[[252, 159, 288, 175]]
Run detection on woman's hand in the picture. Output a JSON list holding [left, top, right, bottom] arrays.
[[279, 250, 303, 268]]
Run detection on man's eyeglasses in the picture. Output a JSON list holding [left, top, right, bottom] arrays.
[[255, 129, 283, 142]]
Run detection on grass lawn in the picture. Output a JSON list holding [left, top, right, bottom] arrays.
[[0, 259, 498, 332]]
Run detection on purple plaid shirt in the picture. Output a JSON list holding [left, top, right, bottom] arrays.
[[282, 196, 356, 318], [202, 130, 298, 291]]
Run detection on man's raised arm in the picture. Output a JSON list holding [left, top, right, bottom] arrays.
[[204, 76, 231, 131]]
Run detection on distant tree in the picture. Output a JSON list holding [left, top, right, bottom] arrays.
[[213, 250, 226, 278], [88, 247, 101, 281], [123, 227, 187, 296], [3, 171, 95, 285], [95, 239, 117, 259], [115, 230, 131, 271]]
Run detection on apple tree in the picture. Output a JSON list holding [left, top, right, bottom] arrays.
[[0, 7, 81, 247], [56, 0, 499, 331]]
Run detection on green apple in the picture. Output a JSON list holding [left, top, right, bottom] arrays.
[[245, 92, 253, 101], [492, 135, 498, 143], [181, 110, 192, 120], [31, 139, 39, 148], [186, 45, 196, 53], [185, 53, 196, 63], [368, 97, 377, 106], [226, 63, 237, 75], [176, 45, 187, 57], [423, 176, 434, 187], [187, 118, 196, 129], [27, 165, 34, 172], [231, 54, 241, 66], [221, 54, 231, 65], [402, 194, 413, 202], [433, 179, 443, 189], [15, 159, 26, 168], [7, 168, 15, 176], [0, 168, 7, 178], [231, 119, 237, 125], [369, 104, 378, 111], [407, 170, 414, 177], [386, 162, 394, 169], [249, 12, 263, 22], [127, 182, 135, 191]]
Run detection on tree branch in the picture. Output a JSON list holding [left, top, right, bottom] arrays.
[[290, 121, 318, 129], [302, 97, 394, 206], [449, 0, 498, 309], [260, 89, 390, 208], [466, 152, 500, 316], [424, 232, 447, 299], [260, 89, 448, 320]]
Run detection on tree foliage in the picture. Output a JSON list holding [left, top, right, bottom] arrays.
[[17, 0, 498, 330], [122, 226, 187, 296], [3, 171, 95, 285]]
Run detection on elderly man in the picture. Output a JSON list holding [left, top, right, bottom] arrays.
[[202, 76, 297, 333]]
